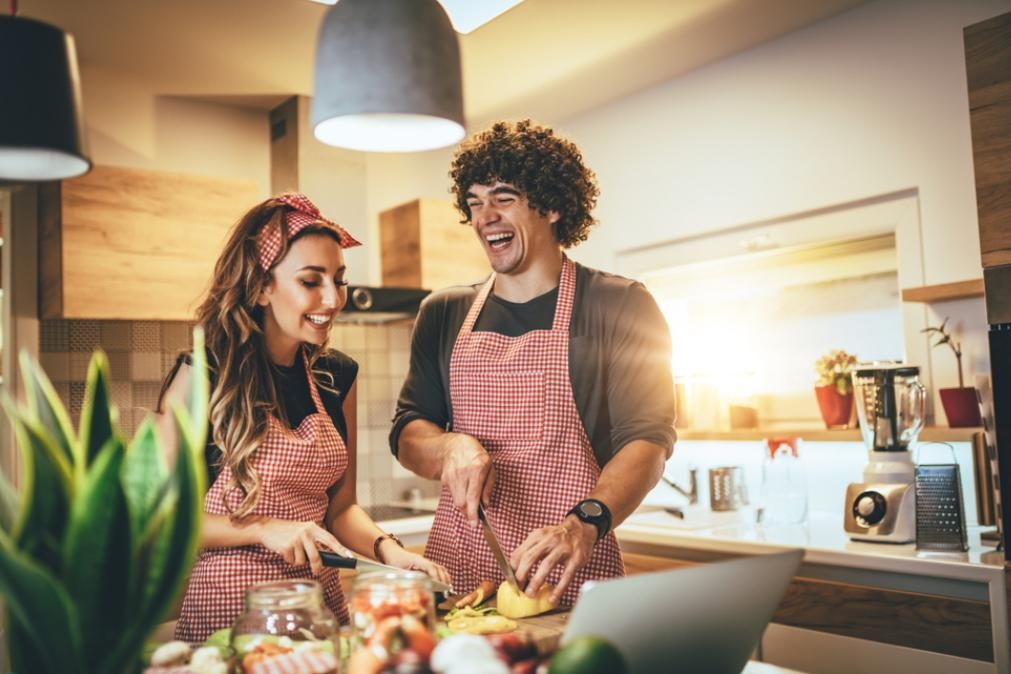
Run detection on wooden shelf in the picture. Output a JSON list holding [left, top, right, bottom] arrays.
[[901, 279, 984, 303], [676, 426, 982, 442]]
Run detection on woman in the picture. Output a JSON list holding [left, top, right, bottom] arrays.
[[161, 193, 449, 641]]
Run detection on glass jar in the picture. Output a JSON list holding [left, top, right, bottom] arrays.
[[230, 579, 340, 674], [349, 571, 437, 658]]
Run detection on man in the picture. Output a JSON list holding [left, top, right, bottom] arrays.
[[390, 120, 676, 606]]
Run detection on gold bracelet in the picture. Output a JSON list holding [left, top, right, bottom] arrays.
[[373, 532, 404, 563]]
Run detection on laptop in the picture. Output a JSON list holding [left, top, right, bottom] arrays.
[[562, 549, 803, 674]]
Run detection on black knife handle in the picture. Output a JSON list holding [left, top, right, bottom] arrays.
[[319, 551, 358, 569]]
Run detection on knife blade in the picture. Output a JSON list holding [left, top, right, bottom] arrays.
[[319, 551, 453, 594], [477, 503, 522, 592]]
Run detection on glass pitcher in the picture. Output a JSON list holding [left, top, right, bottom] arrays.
[[852, 363, 926, 452]]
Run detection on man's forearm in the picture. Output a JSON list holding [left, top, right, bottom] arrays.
[[581, 439, 669, 531], [396, 418, 454, 480]]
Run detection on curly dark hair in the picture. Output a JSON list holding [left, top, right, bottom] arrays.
[[449, 119, 600, 248]]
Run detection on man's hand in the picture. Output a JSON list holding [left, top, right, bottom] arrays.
[[440, 433, 496, 526], [257, 519, 351, 576], [510, 515, 596, 604]]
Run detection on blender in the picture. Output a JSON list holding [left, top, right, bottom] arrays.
[[844, 363, 926, 543]]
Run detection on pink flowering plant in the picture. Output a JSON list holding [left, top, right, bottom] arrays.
[[815, 349, 858, 395]]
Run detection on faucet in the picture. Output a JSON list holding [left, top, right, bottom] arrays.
[[661, 467, 698, 505]]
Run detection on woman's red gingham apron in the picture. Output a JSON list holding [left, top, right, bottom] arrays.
[[425, 257, 624, 606], [175, 351, 350, 642]]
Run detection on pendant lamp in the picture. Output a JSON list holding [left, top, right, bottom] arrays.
[[312, 0, 465, 153], [0, 6, 91, 181]]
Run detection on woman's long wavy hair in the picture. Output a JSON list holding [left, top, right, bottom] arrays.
[[186, 197, 341, 520]]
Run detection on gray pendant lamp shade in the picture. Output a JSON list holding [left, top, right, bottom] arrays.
[[312, 0, 465, 152], [0, 15, 90, 181]]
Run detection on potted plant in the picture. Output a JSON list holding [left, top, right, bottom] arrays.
[[0, 330, 208, 674], [923, 318, 982, 428], [814, 349, 857, 429]]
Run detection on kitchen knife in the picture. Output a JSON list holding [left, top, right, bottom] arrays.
[[477, 503, 523, 592], [318, 550, 453, 594]]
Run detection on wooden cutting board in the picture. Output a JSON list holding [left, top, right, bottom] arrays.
[[439, 596, 570, 654]]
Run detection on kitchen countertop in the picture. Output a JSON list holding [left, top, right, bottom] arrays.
[[374, 504, 1004, 583]]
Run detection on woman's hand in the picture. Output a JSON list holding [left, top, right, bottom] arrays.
[[381, 545, 453, 588], [258, 519, 351, 576]]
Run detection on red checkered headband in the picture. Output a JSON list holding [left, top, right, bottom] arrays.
[[256, 193, 361, 272]]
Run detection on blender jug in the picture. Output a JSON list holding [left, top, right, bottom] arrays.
[[852, 364, 926, 452]]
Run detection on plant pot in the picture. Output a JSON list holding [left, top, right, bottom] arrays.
[[939, 387, 982, 427], [815, 385, 853, 429]]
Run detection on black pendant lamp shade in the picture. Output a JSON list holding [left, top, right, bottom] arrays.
[[312, 0, 465, 152], [0, 14, 90, 181]]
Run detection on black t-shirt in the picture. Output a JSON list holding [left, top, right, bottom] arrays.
[[390, 262, 677, 466], [176, 348, 358, 486]]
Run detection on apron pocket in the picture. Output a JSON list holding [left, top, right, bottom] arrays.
[[454, 371, 545, 442]]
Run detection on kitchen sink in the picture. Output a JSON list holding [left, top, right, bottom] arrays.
[[629, 505, 754, 531]]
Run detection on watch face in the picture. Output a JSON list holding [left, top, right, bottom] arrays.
[[580, 501, 603, 517]]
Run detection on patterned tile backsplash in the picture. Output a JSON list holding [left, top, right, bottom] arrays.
[[38, 319, 435, 509]]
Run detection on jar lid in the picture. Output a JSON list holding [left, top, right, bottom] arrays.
[[244, 579, 323, 610]]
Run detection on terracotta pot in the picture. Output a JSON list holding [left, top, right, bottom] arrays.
[[939, 387, 982, 427], [815, 385, 853, 429]]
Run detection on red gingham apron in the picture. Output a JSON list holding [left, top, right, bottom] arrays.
[[175, 351, 350, 641], [425, 257, 624, 606]]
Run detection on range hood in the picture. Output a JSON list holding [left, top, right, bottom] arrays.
[[339, 286, 430, 324], [269, 95, 430, 324]]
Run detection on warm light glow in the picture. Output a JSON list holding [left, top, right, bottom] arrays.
[[314, 113, 465, 152], [0, 148, 90, 181], [306, 0, 524, 33]]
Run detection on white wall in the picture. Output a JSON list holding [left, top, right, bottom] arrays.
[[362, 0, 1006, 398], [79, 64, 271, 198]]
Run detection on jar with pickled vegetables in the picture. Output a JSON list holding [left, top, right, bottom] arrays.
[[230, 579, 340, 674], [349, 571, 437, 662]]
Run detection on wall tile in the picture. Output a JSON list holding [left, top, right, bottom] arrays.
[[161, 322, 193, 351], [109, 381, 134, 413], [68, 320, 100, 352], [132, 382, 162, 413], [69, 352, 91, 381], [341, 325, 366, 351], [130, 352, 163, 382], [364, 325, 389, 352], [367, 350, 390, 377], [40, 352, 70, 383], [40, 320, 69, 352], [107, 351, 131, 381], [131, 322, 161, 351], [68, 382, 86, 422], [100, 321, 132, 351], [51, 382, 70, 410]]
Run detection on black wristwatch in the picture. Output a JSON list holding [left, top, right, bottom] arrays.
[[567, 499, 612, 541]]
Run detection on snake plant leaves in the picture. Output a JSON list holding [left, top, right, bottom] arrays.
[[0, 470, 19, 534], [62, 437, 131, 667], [0, 530, 83, 674], [78, 350, 117, 469], [9, 413, 73, 570], [105, 406, 205, 674], [121, 415, 168, 548], [19, 351, 78, 468]]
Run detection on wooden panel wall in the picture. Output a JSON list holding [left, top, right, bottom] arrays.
[[380, 198, 489, 291], [42, 165, 259, 320], [965, 11, 1011, 269]]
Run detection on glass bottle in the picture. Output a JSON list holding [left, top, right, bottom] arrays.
[[761, 437, 808, 525], [230, 579, 340, 674]]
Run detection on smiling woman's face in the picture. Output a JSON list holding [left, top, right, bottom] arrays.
[[258, 232, 347, 364]]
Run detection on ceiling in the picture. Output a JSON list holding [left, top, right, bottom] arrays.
[[19, 0, 867, 125]]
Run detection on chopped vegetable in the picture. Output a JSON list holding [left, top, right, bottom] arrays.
[[455, 580, 497, 608], [446, 615, 518, 635]]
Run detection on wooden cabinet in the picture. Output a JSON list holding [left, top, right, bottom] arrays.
[[379, 198, 489, 291], [965, 11, 1011, 270], [40, 165, 259, 320]]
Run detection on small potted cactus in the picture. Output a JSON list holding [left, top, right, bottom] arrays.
[[814, 349, 857, 429], [923, 318, 982, 428]]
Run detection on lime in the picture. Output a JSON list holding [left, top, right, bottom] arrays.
[[548, 636, 627, 674]]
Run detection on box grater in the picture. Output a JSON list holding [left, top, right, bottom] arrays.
[[914, 464, 968, 552]]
